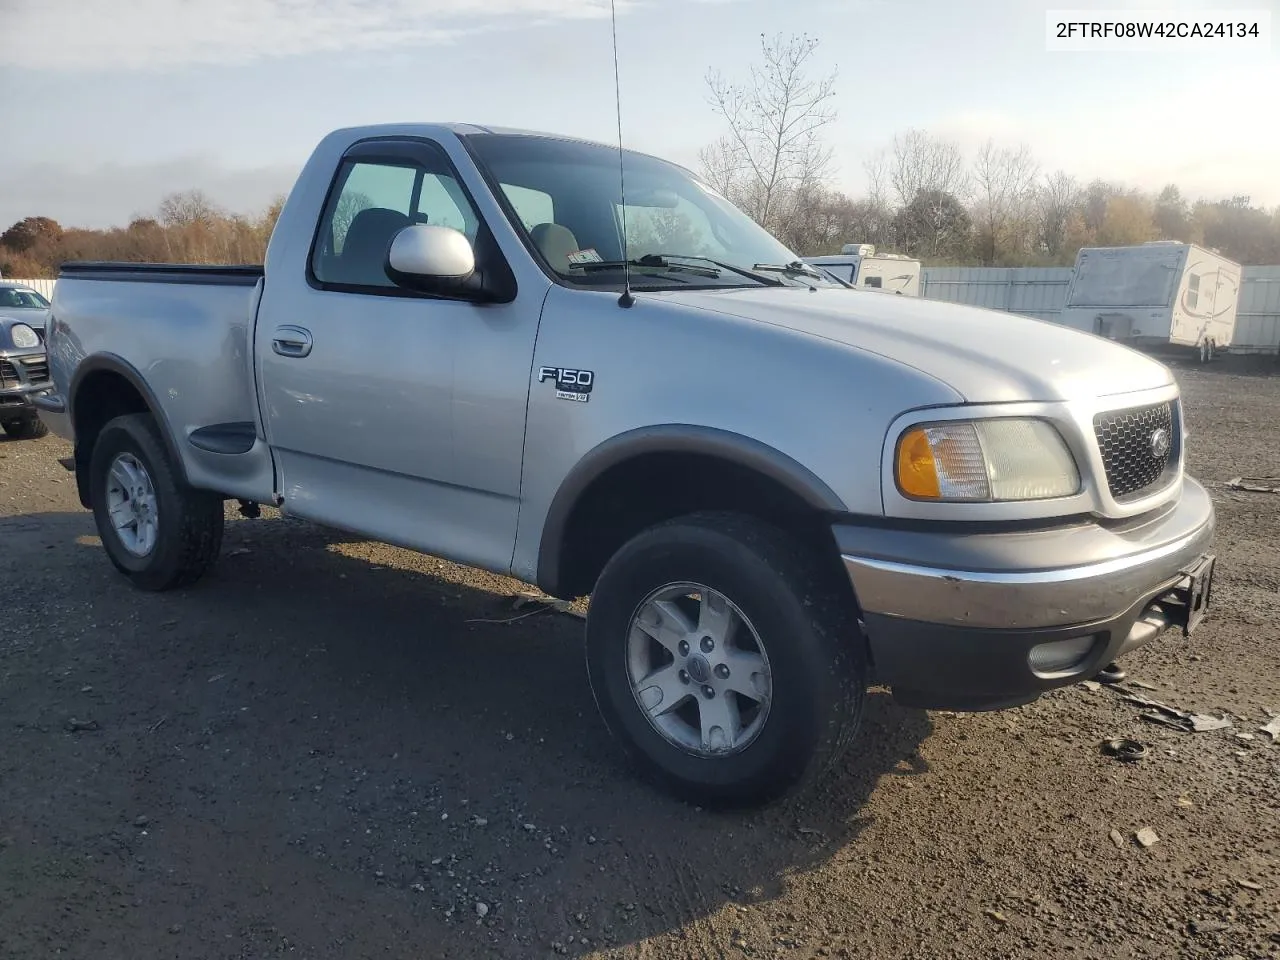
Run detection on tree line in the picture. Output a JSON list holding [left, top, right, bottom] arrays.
[[3, 36, 1279, 278]]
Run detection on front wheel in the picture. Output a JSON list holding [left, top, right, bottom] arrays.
[[585, 512, 867, 808], [89, 412, 225, 591], [1, 417, 48, 440]]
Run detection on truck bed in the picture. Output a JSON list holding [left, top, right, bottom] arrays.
[[50, 261, 276, 503]]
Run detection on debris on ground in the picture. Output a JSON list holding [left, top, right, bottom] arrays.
[[1261, 716, 1280, 742], [475, 901, 489, 918], [66, 717, 99, 733], [983, 909, 1008, 924], [1236, 879, 1263, 891], [1096, 662, 1127, 684], [1101, 738, 1148, 762], [1225, 476, 1280, 493], [1081, 680, 1101, 692], [1115, 689, 1235, 733], [464, 593, 585, 625], [1109, 829, 1126, 849], [1188, 714, 1233, 733], [1135, 828, 1160, 848]]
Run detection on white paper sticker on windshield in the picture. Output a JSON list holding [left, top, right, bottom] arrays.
[[567, 248, 603, 265]]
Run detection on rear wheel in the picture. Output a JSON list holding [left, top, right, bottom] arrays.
[[89, 413, 224, 591], [585, 512, 867, 808], [1, 417, 48, 440]]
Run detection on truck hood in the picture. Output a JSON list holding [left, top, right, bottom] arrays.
[[652, 286, 1174, 403]]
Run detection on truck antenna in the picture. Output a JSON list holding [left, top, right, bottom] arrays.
[[609, 0, 634, 308]]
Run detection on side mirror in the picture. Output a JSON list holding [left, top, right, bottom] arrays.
[[386, 224, 476, 294]]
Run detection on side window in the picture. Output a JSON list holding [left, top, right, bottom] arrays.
[[312, 146, 482, 291], [1186, 272, 1200, 310], [864, 275, 883, 289]]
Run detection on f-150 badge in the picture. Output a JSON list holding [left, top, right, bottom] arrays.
[[539, 366, 593, 402]]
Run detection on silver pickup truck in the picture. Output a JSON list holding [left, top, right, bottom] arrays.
[[37, 123, 1216, 807]]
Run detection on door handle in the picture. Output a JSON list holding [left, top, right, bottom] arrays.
[[272, 325, 313, 358]]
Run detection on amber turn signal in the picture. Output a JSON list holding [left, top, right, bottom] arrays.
[[896, 428, 942, 499]]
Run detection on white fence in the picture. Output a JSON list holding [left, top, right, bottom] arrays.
[[920, 265, 1280, 354], [3, 278, 56, 299]]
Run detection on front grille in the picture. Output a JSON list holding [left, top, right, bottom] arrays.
[[19, 356, 49, 384], [1093, 400, 1179, 501], [0, 359, 17, 389]]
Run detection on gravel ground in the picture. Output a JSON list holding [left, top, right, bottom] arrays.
[[2, 358, 1278, 960]]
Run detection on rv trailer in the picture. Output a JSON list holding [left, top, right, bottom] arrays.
[[1058, 242, 1241, 362], [803, 244, 922, 296]]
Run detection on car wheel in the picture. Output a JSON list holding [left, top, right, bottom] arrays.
[[89, 412, 224, 591], [1, 417, 48, 440], [585, 511, 867, 808]]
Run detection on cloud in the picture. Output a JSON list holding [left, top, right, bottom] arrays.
[[0, 0, 634, 71], [915, 61, 1280, 207]]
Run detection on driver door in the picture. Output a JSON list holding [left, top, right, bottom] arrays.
[[255, 137, 537, 573]]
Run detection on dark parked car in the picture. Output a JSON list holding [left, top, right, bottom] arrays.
[[0, 315, 52, 439]]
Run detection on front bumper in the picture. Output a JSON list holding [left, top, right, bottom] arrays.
[[0, 383, 54, 420], [838, 476, 1216, 710], [1, 350, 54, 422]]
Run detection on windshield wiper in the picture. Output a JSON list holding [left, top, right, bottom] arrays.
[[568, 253, 783, 286], [751, 260, 825, 281]]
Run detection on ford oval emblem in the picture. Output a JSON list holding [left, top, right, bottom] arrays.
[[1149, 427, 1171, 460]]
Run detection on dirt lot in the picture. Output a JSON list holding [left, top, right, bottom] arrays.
[[2, 360, 1278, 960]]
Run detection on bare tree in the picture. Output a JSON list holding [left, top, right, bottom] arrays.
[[696, 135, 749, 210], [888, 129, 968, 209], [702, 33, 838, 233], [971, 140, 1040, 265], [1034, 170, 1080, 259], [157, 190, 221, 228]]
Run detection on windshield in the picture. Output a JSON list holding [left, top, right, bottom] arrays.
[[463, 133, 839, 290], [0, 287, 50, 309]]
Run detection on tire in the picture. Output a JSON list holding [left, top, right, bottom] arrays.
[[1198, 340, 1209, 364], [585, 511, 867, 808], [1207, 340, 1216, 362], [1, 417, 48, 440], [88, 412, 224, 591]]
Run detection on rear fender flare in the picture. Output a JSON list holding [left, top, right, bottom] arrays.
[[69, 353, 190, 502]]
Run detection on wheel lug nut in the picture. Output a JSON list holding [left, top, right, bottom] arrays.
[[700, 636, 714, 653], [678, 670, 689, 684], [678, 640, 690, 656], [702, 685, 714, 698], [715, 664, 729, 679]]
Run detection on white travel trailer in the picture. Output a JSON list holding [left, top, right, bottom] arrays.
[[1058, 242, 1241, 362], [803, 244, 921, 296]]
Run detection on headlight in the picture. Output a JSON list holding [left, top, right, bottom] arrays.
[[9, 323, 40, 349], [895, 418, 1080, 502]]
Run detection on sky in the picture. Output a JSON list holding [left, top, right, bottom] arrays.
[[1, 0, 1277, 229]]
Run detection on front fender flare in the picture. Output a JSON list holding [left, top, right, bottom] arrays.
[[534, 424, 848, 596]]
